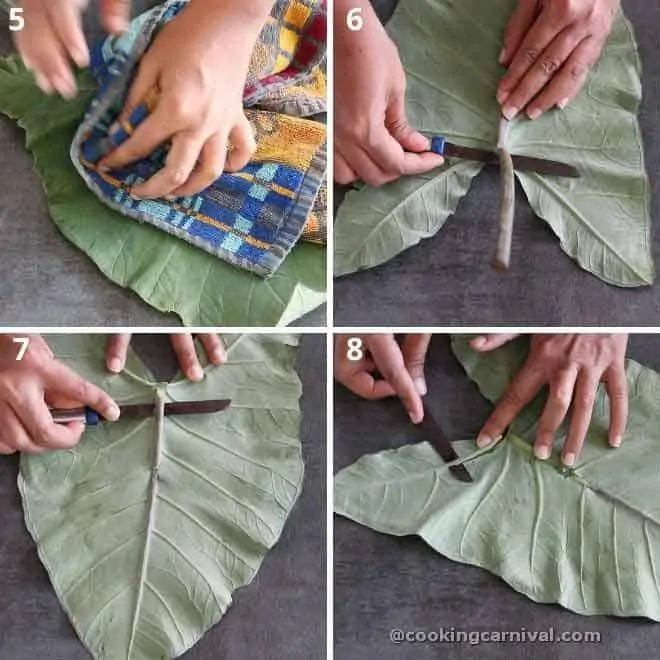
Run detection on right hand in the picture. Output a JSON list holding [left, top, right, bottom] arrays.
[[13, 0, 130, 98], [0, 335, 119, 454], [334, 334, 431, 423], [334, 2, 444, 186]]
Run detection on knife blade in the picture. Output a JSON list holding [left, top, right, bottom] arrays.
[[51, 399, 232, 426], [430, 136, 580, 178], [420, 404, 473, 483]]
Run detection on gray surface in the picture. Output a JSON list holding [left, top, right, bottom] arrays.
[[0, 1, 325, 327], [334, 0, 660, 326], [334, 333, 660, 660], [0, 333, 326, 659]]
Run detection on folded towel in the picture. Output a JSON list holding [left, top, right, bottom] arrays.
[[71, 0, 327, 278]]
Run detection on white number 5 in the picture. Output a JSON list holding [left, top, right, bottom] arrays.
[[9, 8, 25, 32], [13, 337, 29, 361]]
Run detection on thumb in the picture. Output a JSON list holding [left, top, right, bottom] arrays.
[[402, 334, 432, 396], [470, 334, 520, 352], [386, 93, 429, 153], [100, 0, 132, 34]]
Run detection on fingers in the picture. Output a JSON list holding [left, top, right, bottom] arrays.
[[604, 365, 628, 448], [343, 370, 397, 401], [0, 402, 38, 453], [386, 93, 430, 153], [170, 334, 204, 381], [500, 0, 538, 67], [98, 106, 173, 172], [106, 334, 132, 373], [401, 334, 431, 396], [368, 335, 423, 424], [16, 396, 84, 451], [534, 365, 578, 461], [100, 0, 132, 34], [525, 37, 603, 117], [198, 334, 226, 366], [168, 133, 226, 198], [224, 116, 256, 172], [131, 131, 206, 199], [470, 334, 520, 352], [45, 362, 120, 422], [334, 152, 358, 185], [477, 360, 544, 448], [47, 1, 90, 69], [117, 59, 157, 124], [562, 371, 600, 467]]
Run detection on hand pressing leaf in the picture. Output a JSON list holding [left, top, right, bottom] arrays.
[[19, 334, 304, 660], [334, 0, 653, 287], [335, 336, 660, 620], [0, 58, 326, 326]]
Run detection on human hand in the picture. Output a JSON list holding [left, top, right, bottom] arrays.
[[472, 333, 628, 467], [498, 0, 619, 120], [334, 334, 431, 423], [106, 334, 226, 382], [13, 0, 131, 99], [334, 0, 443, 186], [0, 335, 119, 454], [98, 1, 261, 199]]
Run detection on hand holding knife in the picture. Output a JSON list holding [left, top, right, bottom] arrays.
[[51, 399, 231, 426]]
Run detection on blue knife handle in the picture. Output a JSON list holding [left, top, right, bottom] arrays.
[[430, 136, 446, 156], [85, 408, 102, 426]]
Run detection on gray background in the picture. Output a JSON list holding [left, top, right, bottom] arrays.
[[0, 0, 325, 327], [0, 333, 326, 659], [334, 0, 660, 326], [334, 333, 660, 660]]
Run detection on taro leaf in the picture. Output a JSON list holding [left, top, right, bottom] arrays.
[[19, 334, 304, 659], [0, 57, 326, 326], [334, 0, 653, 287], [335, 336, 660, 619]]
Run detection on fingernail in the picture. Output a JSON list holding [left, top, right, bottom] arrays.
[[502, 105, 519, 120], [106, 404, 121, 422], [190, 366, 204, 382], [34, 72, 53, 94], [409, 410, 422, 425], [498, 47, 507, 64], [496, 89, 509, 105], [108, 358, 122, 373], [563, 452, 576, 467], [73, 49, 90, 68], [535, 445, 551, 460], [108, 122, 121, 136], [164, 194, 177, 201], [414, 378, 427, 396], [528, 108, 542, 120], [610, 436, 622, 448], [211, 348, 226, 365], [476, 434, 492, 449], [98, 163, 110, 173], [557, 97, 570, 109], [471, 336, 486, 349]]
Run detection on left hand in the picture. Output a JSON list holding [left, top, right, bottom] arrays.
[[98, 1, 258, 199], [472, 333, 628, 467], [106, 334, 226, 382], [497, 0, 619, 120]]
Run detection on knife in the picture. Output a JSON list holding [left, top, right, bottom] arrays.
[[51, 399, 232, 426], [420, 404, 473, 483], [430, 136, 580, 178]]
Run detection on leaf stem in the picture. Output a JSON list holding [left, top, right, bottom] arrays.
[[493, 117, 514, 272]]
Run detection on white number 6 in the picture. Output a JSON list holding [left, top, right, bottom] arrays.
[[346, 8, 364, 31]]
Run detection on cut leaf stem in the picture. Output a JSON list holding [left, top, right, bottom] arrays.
[[493, 117, 514, 272]]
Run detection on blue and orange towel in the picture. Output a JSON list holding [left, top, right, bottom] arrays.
[[71, 0, 327, 278]]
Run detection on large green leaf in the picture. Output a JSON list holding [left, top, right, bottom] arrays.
[[334, 0, 653, 287], [335, 336, 660, 619], [0, 57, 326, 326], [19, 334, 304, 659]]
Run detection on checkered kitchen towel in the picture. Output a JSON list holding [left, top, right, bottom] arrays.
[[71, 0, 326, 278]]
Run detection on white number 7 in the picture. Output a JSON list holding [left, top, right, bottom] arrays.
[[13, 337, 29, 361]]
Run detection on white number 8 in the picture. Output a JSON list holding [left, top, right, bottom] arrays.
[[346, 337, 364, 362]]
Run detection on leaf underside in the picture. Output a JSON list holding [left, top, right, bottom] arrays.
[[0, 57, 326, 326], [335, 336, 660, 620], [19, 334, 304, 659], [334, 0, 653, 287]]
